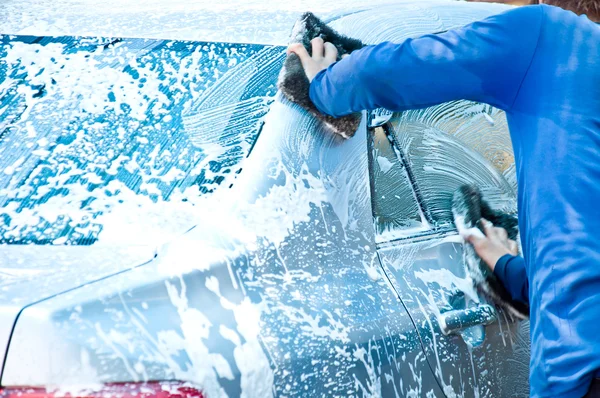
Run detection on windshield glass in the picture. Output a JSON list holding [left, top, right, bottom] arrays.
[[0, 35, 284, 245]]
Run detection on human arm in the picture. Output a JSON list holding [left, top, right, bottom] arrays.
[[290, 6, 543, 117], [463, 219, 529, 305], [494, 254, 529, 305]]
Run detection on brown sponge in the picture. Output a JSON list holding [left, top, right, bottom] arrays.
[[278, 12, 364, 139]]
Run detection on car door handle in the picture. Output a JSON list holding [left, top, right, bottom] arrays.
[[439, 304, 497, 335]]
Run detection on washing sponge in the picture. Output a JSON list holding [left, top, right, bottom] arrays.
[[452, 184, 529, 319], [278, 12, 364, 138]]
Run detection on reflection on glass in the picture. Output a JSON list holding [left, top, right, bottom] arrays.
[[389, 102, 517, 227], [0, 36, 284, 245], [368, 126, 429, 241]]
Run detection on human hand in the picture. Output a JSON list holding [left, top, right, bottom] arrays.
[[287, 37, 339, 82], [462, 218, 519, 271]]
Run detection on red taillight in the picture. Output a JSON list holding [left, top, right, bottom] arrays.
[[0, 382, 204, 398]]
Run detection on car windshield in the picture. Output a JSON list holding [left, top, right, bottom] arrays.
[[0, 35, 284, 245]]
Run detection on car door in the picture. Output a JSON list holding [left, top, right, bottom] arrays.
[[368, 102, 530, 398]]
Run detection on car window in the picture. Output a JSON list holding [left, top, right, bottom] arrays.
[[368, 126, 429, 241], [388, 101, 517, 228], [0, 35, 284, 245]]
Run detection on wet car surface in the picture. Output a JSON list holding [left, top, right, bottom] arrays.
[[0, 1, 529, 397]]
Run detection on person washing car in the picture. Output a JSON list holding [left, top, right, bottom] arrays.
[[288, 1, 600, 397]]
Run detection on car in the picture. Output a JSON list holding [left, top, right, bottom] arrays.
[[0, 0, 530, 397]]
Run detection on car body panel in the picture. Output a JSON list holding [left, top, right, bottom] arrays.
[[0, 244, 155, 377], [334, 12, 528, 396], [366, 105, 529, 397], [378, 240, 530, 398], [3, 104, 445, 397]]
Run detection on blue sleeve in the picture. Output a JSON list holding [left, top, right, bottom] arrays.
[[494, 254, 529, 305], [309, 6, 544, 117]]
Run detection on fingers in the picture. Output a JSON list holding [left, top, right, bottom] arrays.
[[495, 227, 508, 241], [287, 43, 314, 76], [287, 43, 310, 61], [288, 39, 337, 63], [508, 239, 519, 255], [461, 227, 486, 245], [481, 218, 510, 241], [286, 43, 301, 55], [311, 37, 325, 60], [481, 218, 494, 237], [463, 232, 478, 245], [324, 42, 338, 63]]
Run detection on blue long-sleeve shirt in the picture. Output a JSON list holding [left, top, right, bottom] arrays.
[[495, 254, 529, 305], [309, 5, 600, 398]]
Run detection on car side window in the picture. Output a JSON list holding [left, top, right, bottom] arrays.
[[388, 101, 517, 228], [368, 126, 429, 240]]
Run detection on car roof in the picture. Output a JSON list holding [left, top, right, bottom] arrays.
[[0, 0, 511, 44]]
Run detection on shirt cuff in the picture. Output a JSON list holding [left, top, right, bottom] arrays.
[[309, 69, 330, 116], [494, 253, 515, 278], [493, 254, 529, 305]]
